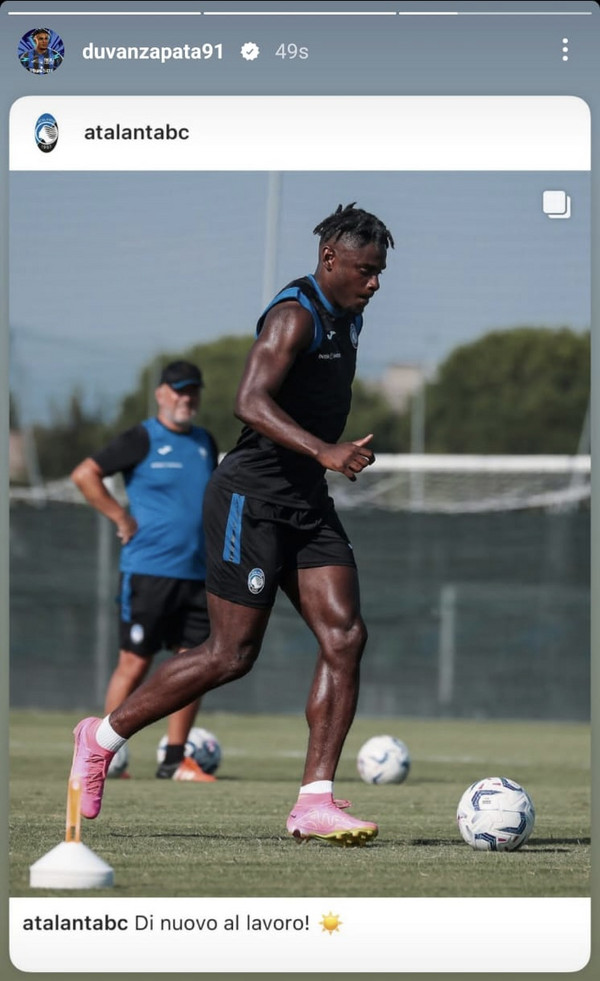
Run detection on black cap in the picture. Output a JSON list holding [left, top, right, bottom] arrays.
[[159, 360, 203, 391]]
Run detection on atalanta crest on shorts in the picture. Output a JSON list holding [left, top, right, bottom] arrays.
[[247, 568, 265, 594], [130, 623, 144, 645]]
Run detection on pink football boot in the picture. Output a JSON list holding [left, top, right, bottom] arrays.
[[70, 717, 115, 818], [286, 793, 378, 846]]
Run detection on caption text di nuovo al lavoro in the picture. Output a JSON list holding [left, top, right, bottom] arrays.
[[22, 913, 311, 933]]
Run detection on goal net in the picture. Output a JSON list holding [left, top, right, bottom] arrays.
[[327, 454, 591, 513], [9, 457, 590, 720]]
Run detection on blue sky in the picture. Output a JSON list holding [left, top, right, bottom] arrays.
[[10, 170, 590, 424]]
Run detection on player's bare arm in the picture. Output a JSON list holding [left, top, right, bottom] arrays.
[[71, 458, 138, 543], [235, 302, 375, 481]]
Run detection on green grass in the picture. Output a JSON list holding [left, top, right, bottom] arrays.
[[9, 710, 590, 898]]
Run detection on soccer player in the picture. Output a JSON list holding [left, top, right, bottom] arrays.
[[71, 203, 394, 844], [19, 28, 63, 74], [71, 361, 218, 782]]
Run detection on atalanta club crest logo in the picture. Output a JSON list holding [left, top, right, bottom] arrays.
[[247, 568, 265, 595], [35, 113, 58, 152], [350, 324, 359, 349], [130, 624, 144, 645]]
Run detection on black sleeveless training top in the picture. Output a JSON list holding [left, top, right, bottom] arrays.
[[216, 274, 363, 510]]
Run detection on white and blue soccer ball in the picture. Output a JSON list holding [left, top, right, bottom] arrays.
[[107, 742, 130, 778], [457, 776, 535, 851], [156, 726, 222, 775], [357, 735, 411, 785]]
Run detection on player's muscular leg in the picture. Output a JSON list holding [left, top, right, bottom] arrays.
[[166, 697, 200, 745], [108, 595, 271, 739], [283, 565, 367, 783]]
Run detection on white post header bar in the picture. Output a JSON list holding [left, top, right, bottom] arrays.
[[10, 96, 590, 171]]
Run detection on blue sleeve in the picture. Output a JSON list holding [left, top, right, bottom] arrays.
[[92, 424, 150, 476]]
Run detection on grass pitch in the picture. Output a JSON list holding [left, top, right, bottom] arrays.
[[9, 710, 590, 898]]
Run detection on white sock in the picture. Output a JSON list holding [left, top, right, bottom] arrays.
[[96, 716, 127, 752], [300, 780, 333, 796]]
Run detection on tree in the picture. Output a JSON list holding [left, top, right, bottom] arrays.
[[111, 335, 407, 455], [422, 327, 590, 454], [342, 379, 408, 452], [32, 390, 111, 480], [21, 325, 589, 484]]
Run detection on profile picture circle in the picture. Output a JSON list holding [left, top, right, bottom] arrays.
[[18, 28, 64, 75]]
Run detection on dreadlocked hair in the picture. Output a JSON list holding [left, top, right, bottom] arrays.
[[313, 203, 394, 250]]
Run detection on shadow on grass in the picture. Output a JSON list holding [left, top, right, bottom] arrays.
[[410, 836, 590, 849], [105, 829, 590, 851], [106, 830, 388, 848]]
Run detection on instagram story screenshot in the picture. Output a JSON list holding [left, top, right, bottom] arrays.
[[1, 1, 598, 977]]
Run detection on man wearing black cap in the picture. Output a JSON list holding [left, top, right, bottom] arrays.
[[71, 360, 218, 782]]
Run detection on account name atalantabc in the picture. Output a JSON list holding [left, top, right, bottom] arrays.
[[84, 124, 189, 140]]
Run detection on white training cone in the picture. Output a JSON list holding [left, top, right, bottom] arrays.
[[29, 776, 114, 889], [29, 840, 114, 889]]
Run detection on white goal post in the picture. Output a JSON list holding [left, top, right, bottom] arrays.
[[327, 454, 591, 513], [10, 455, 591, 513]]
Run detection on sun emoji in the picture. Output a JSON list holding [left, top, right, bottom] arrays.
[[320, 911, 342, 934]]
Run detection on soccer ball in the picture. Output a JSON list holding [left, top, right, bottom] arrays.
[[456, 776, 535, 851], [107, 742, 129, 778], [156, 726, 221, 775], [357, 735, 411, 785]]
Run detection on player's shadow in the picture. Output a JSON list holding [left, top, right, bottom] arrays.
[[107, 831, 388, 848], [106, 832, 589, 851], [108, 831, 293, 843], [409, 838, 461, 847]]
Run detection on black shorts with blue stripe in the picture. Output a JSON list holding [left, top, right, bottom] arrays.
[[204, 476, 356, 609]]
